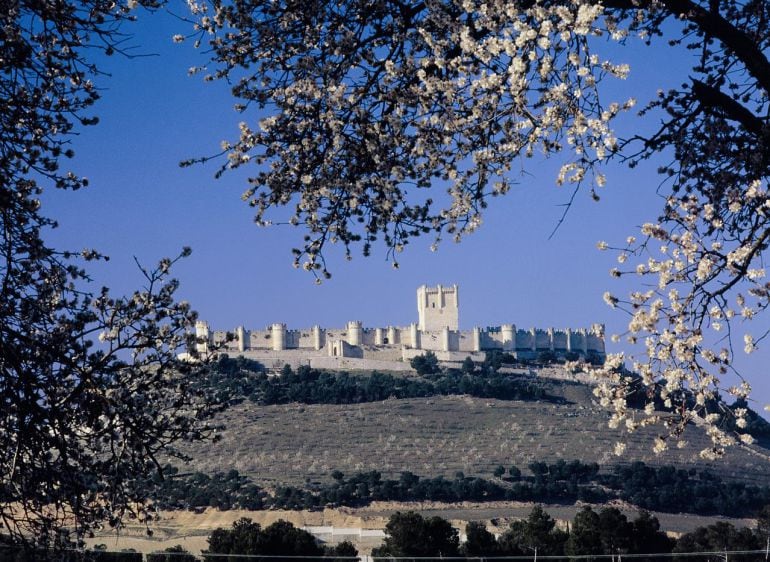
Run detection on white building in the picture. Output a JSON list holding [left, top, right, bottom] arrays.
[[194, 285, 605, 370]]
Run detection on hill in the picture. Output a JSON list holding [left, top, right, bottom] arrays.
[[178, 368, 770, 487]]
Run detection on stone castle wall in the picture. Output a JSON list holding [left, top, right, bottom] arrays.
[[195, 285, 606, 365]]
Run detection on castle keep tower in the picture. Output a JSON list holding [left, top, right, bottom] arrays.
[[417, 284, 459, 331], [184, 284, 606, 367]]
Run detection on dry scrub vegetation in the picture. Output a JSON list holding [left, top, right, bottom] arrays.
[[179, 380, 770, 486]]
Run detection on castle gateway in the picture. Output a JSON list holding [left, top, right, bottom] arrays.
[[194, 285, 605, 370]]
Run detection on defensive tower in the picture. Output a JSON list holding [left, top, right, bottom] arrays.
[[189, 284, 605, 367], [417, 284, 459, 331]]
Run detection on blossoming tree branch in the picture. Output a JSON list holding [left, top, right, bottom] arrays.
[[179, 0, 770, 458], [0, 0, 224, 549]]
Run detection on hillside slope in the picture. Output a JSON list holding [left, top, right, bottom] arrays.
[[178, 376, 770, 486]]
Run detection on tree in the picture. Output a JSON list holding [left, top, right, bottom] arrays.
[[565, 507, 603, 556], [463, 521, 499, 556], [147, 545, 197, 562], [597, 507, 633, 554], [331, 470, 345, 482], [0, 231, 219, 550], [536, 351, 558, 365], [629, 511, 674, 555], [207, 518, 263, 556], [410, 351, 440, 376], [0, 0, 222, 551], [373, 511, 460, 558], [498, 505, 567, 556], [258, 519, 326, 559], [758, 505, 770, 548], [185, 0, 770, 454], [207, 518, 326, 561], [674, 521, 761, 561], [325, 540, 359, 562]]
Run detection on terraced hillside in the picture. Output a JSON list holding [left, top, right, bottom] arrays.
[[179, 375, 770, 487]]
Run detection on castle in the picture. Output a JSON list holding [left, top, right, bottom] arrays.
[[194, 285, 605, 371]]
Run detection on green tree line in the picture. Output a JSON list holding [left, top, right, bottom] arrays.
[[200, 355, 552, 407], [372, 507, 765, 560], [5, 507, 769, 561], [144, 460, 770, 518], [201, 508, 770, 561]]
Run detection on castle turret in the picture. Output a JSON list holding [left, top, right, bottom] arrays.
[[271, 323, 286, 351], [441, 326, 450, 352], [188, 284, 607, 366], [590, 324, 606, 354], [347, 320, 362, 346], [472, 326, 481, 352], [410, 322, 421, 349], [501, 324, 515, 351], [195, 321, 210, 354]]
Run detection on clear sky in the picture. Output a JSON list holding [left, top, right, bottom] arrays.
[[41, 6, 769, 411]]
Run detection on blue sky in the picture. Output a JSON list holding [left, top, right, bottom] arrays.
[[41, 6, 769, 411]]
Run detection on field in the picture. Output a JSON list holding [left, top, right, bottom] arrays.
[[178, 377, 770, 486], [84, 502, 758, 555], [115, 374, 770, 555]]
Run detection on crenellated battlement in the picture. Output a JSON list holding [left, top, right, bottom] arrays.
[[194, 285, 605, 365]]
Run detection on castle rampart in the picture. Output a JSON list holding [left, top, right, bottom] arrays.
[[194, 285, 605, 367]]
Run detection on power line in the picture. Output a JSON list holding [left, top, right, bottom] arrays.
[[3, 546, 770, 560]]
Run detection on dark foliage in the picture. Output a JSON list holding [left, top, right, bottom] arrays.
[[204, 356, 552, 407], [325, 541, 359, 562], [205, 518, 356, 562], [410, 352, 441, 375], [674, 522, 762, 561], [462, 521, 499, 556], [372, 512, 460, 558], [145, 458, 770, 519], [144, 466, 266, 511], [498, 505, 568, 556], [602, 461, 770, 516], [206, 518, 323, 559], [375, 508, 676, 559], [146, 545, 197, 562], [0, 0, 227, 549], [146, 468, 510, 511]]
